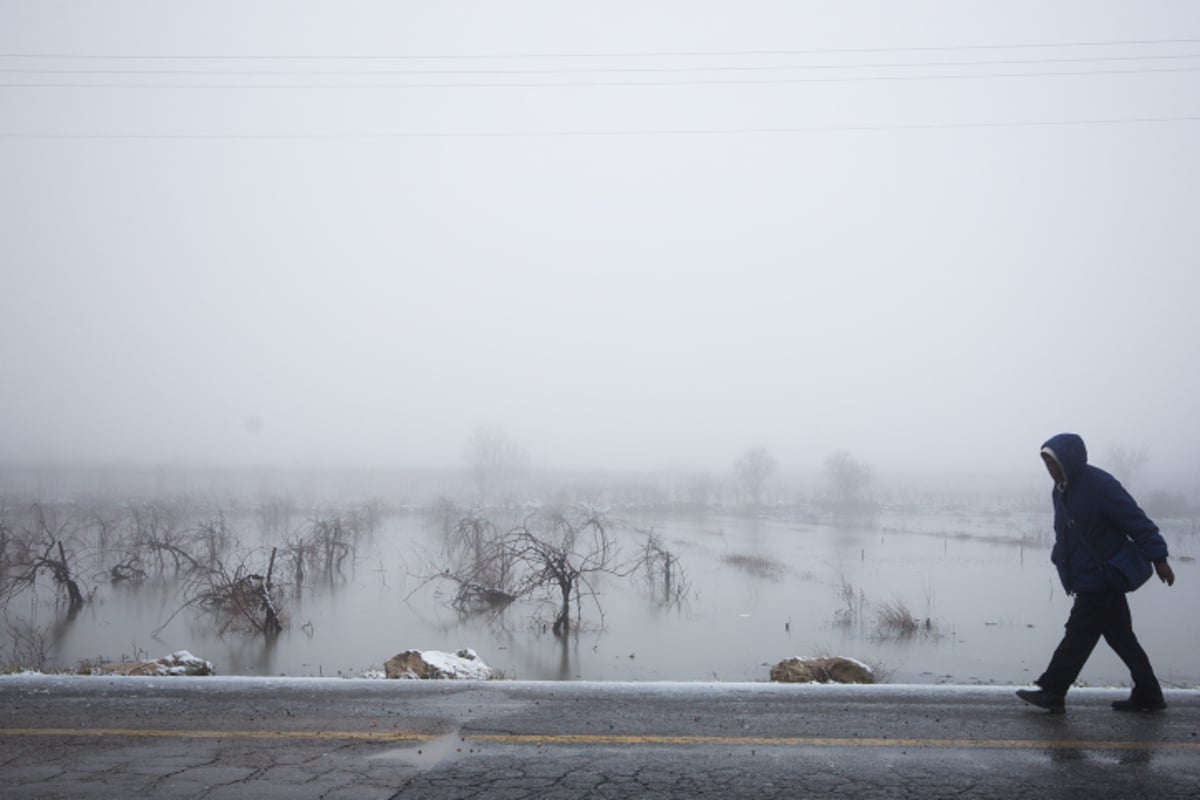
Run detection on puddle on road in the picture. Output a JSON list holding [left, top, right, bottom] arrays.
[[368, 731, 466, 768]]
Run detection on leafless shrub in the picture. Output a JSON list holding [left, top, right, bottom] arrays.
[[157, 546, 285, 638], [413, 501, 520, 616], [425, 496, 460, 540], [0, 504, 16, 582], [38, 541, 85, 612], [28, 501, 78, 548], [833, 576, 867, 629], [76, 500, 126, 558], [1, 616, 52, 672], [109, 556, 148, 585], [447, 508, 504, 580], [256, 495, 295, 538], [509, 505, 636, 636], [419, 505, 636, 637], [639, 528, 689, 607], [127, 500, 203, 578], [0, 503, 87, 616], [281, 538, 312, 591], [453, 532, 518, 615], [195, 510, 234, 571], [283, 511, 362, 589], [873, 598, 938, 640]]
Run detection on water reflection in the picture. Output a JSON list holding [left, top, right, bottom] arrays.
[[4, 506, 1198, 686]]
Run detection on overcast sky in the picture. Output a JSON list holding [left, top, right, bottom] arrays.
[[2, 2, 1198, 479]]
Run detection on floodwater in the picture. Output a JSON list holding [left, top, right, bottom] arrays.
[[10, 505, 1200, 688]]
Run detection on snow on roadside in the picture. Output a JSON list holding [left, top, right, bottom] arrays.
[[399, 648, 493, 680], [154, 651, 215, 676]]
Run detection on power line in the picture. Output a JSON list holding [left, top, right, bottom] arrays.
[[3, 52, 1200, 77], [2, 37, 1200, 61], [3, 115, 1198, 140], [3, 65, 1198, 89]]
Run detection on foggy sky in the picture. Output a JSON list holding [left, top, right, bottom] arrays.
[[2, 2, 1199, 479]]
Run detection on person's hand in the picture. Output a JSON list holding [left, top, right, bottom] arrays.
[[1154, 559, 1175, 587]]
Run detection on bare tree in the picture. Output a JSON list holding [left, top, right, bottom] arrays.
[[109, 555, 148, 585], [282, 511, 362, 590], [256, 495, 295, 539], [0, 540, 86, 617], [156, 546, 285, 638], [196, 509, 233, 571], [734, 447, 777, 508], [1107, 445, 1150, 488], [684, 472, 718, 510], [0, 503, 16, 582], [0, 503, 87, 617], [639, 528, 689, 608], [507, 506, 633, 637], [77, 500, 125, 559], [467, 427, 528, 504], [127, 500, 202, 578], [418, 505, 635, 636], [824, 450, 873, 510], [1, 615, 53, 671], [420, 500, 520, 615]]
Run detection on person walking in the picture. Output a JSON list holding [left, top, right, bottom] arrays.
[[1016, 432, 1175, 714]]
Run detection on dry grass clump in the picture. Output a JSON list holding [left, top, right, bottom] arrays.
[[721, 552, 786, 580], [874, 598, 937, 639], [833, 577, 866, 629]]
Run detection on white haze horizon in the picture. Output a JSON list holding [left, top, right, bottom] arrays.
[[3, 2, 1199, 485]]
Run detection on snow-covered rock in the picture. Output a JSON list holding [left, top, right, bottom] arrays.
[[92, 650, 216, 677], [384, 648, 492, 680], [770, 656, 874, 684]]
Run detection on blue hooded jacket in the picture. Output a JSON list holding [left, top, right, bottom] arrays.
[[1043, 433, 1168, 593]]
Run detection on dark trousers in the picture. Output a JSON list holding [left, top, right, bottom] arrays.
[[1037, 589, 1162, 700]]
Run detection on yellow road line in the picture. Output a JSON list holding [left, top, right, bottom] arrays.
[[0, 728, 431, 743], [472, 733, 1200, 751], [2, 728, 1199, 751]]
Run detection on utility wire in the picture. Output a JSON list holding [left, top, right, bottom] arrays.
[[3, 115, 1198, 140], [3, 65, 1198, 89], [2, 36, 1199, 60], [4, 52, 1200, 76]]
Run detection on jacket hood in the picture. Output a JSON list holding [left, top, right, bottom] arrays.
[[1042, 433, 1088, 484]]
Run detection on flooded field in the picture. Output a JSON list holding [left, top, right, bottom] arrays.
[[4, 488, 1197, 689]]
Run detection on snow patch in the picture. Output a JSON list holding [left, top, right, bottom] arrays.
[[156, 651, 215, 676], [414, 649, 493, 680]]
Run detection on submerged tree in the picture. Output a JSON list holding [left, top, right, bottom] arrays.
[[466, 427, 528, 504], [734, 446, 777, 509], [417, 499, 519, 615], [0, 503, 87, 618], [639, 528, 689, 608], [509, 506, 634, 637], [420, 505, 635, 636], [157, 546, 285, 638], [683, 472, 718, 510], [282, 510, 367, 591], [127, 500, 202, 578], [824, 450, 873, 510], [1106, 445, 1150, 488], [0, 541, 86, 618]]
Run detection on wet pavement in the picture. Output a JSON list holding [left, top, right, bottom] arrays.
[[2, 676, 1198, 798]]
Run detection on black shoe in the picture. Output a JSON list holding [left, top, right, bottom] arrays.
[[1016, 688, 1065, 713], [1112, 697, 1167, 712]]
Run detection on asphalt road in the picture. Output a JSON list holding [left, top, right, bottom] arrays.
[[2, 676, 1199, 799]]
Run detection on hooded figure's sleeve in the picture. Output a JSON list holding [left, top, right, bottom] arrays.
[[1100, 474, 1169, 562]]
